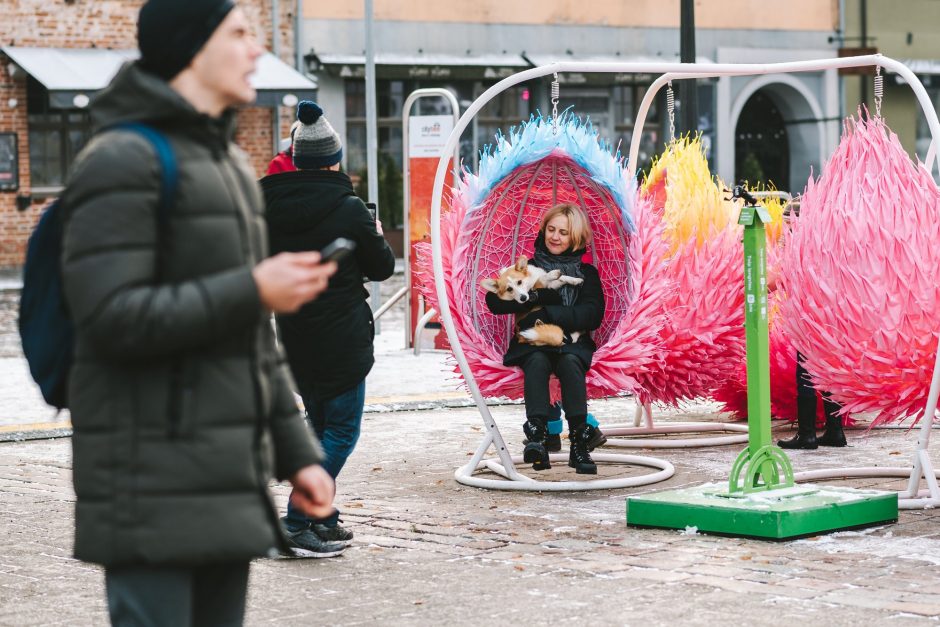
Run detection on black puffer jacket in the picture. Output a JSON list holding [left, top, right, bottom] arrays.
[[485, 262, 605, 369], [60, 62, 322, 567], [261, 170, 395, 400]]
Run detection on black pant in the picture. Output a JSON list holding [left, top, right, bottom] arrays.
[[520, 351, 587, 426], [796, 351, 841, 416], [105, 562, 250, 627]]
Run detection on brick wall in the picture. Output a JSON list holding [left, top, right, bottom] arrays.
[[0, 0, 297, 268]]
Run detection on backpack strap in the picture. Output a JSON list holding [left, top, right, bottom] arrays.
[[110, 122, 178, 282]]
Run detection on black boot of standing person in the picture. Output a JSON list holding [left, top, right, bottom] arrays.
[[522, 418, 551, 470], [778, 395, 819, 449], [568, 420, 598, 474], [817, 395, 847, 447]]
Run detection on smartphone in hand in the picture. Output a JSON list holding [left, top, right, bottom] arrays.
[[320, 238, 357, 263]]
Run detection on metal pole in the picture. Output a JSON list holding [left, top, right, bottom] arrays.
[[364, 0, 381, 332], [678, 0, 698, 135], [860, 0, 868, 108], [295, 0, 303, 71], [272, 0, 281, 156]]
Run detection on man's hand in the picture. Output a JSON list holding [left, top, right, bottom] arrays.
[[253, 252, 337, 313], [289, 465, 336, 519], [375, 219, 384, 236]]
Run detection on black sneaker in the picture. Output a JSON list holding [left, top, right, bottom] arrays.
[[312, 522, 354, 545], [284, 527, 347, 558]]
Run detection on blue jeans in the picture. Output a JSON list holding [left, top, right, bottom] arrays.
[[285, 381, 365, 531]]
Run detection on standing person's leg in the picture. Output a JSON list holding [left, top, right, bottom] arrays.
[[191, 562, 250, 627], [308, 380, 366, 540], [281, 392, 347, 557], [520, 351, 554, 470], [105, 565, 192, 627], [554, 354, 596, 475], [779, 352, 819, 449]]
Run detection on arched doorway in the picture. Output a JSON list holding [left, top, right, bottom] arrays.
[[735, 90, 789, 190]]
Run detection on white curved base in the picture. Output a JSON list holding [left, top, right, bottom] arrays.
[[793, 466, 940, 510], [601, 421, 749, 449], [454, 452, 674, 491]]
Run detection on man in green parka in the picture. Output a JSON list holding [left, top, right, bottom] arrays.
[[60, 1, 341, 624]]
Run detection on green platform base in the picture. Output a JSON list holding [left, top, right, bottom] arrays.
[[627, 483, 898, 540]]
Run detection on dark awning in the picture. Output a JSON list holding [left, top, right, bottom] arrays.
[[2, 46, 317, 108]]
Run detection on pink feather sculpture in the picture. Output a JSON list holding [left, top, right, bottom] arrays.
[[780, 112, 940, 426], [414, 115, 671, 401], [632, 138, 746, 406]]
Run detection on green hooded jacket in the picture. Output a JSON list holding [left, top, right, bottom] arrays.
[[60, 62, 322, 566]]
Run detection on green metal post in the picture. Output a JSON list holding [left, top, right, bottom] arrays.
[[740, 205, 771, 452], [729, 188, 794, 494]]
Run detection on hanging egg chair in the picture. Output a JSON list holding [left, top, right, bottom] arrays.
[[780, 111, 940, 426], [416, 110, 675, 490]]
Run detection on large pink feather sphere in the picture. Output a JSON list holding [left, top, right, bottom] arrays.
[[780, 113, 940, 425]]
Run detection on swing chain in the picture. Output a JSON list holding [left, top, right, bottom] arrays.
[[666, 81, 676, 141], [874, 65, 884, 118], [551, 72, 560, 135]]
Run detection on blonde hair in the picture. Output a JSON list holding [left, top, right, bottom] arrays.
[[539, 203, 592, 251]]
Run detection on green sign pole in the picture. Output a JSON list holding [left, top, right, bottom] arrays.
[[728, 187, 794, 494]]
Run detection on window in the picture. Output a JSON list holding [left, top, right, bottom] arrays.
[[345, 79, 499, 227], [613, 83, 661, 175], [27, 78, 92, 190]]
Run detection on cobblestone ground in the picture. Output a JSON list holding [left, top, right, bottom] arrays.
[[3, 280, 940, 624], [2, 401, 940, 625]]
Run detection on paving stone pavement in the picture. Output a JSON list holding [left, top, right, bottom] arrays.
[[4, 279, 940, 624], [2, 398, 940, 625]]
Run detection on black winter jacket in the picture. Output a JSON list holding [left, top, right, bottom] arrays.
[[60, 62, 322, 567], [261, 170, 395, 400], [485, 263, 605, 368]]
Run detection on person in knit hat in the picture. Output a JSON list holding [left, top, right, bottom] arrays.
[[292, 101, 344, 169], [261, 101, 395, 551], [61, 1, 342, 624]]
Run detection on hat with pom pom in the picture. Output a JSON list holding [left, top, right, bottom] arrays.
[[292, 101, 343, 169]]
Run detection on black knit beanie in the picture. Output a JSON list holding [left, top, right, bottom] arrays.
[[138, 0, 236, 80]]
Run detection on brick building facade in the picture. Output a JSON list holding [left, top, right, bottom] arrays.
[[0, 0, 302, 268]]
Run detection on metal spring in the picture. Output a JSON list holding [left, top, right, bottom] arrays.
[[873, 66, 884, 117], [666, 81, 676, 141], [551, 72, 560, 135]]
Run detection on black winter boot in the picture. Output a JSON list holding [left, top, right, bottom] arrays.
[[522, 419, 551, 470], [524, 418, 563, 452], [778, 396, 818, 450], [817, 397, 847, 447], [568, 424, 597, 475]]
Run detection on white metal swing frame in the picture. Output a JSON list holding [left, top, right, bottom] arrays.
[[431, 54, 940, 494]]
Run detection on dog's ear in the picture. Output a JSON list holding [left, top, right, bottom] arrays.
[[514, 255, 528, 271], [480, 278, 499, 293]]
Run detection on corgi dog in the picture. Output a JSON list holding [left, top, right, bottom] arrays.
[[480, 255, 583, 347]]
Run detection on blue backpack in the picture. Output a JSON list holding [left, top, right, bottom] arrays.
[[19, 123, 178, 410]]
